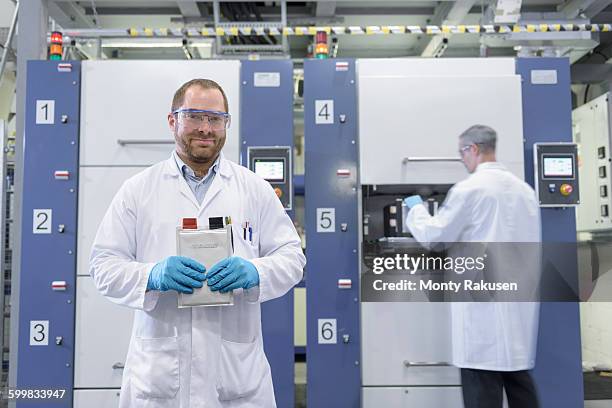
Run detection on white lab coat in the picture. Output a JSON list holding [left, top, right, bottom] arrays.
[[406, 162, 541, 371], [90, 153, 306, 407]]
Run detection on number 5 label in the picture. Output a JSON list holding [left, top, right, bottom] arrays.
[[315, 100, 334, 124], [33, 209, 52, 234], [36, 100, 55, 124], [318, 319, 337, 344], [30, 320, 49, 346], [316, 208, 335, 233]]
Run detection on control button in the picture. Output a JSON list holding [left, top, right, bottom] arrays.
[[601, 186, 608, 198], [55, 336, 63, 345], [61, 115, 68, 124], [57, 224, 65, 233], [274, 188, 283, 198], [599, 146, 606, 159], [340, 223, 348, 232], [548, 184, 556, 193], [560, 184, 573, 196], [51, 281, 67, 291], [54, 170, 70, 180], [600, 166, 607, 178], [602, 205, 609, 217], [338, 278, 352, 289]]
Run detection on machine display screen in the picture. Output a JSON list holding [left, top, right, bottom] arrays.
[[542, 155, 574, 178], [254, 159, 285, 182]]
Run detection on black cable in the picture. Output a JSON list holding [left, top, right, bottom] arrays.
[[584, 84, 591, 105], [593, 50, 609, 61]]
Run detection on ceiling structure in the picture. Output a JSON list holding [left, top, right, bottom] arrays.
[[37, 1, 612, 85]]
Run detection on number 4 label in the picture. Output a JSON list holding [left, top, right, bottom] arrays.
[[36, 100, 55, 124], [30, 320, 49, 346], [318, 319, 337, 344], [315, 100, 334, 124]]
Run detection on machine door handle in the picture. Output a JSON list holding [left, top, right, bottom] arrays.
[[402, 157, 462, 164], [112, 362, 125, 369], [403, 360, 451, 367], [117, 139, 174, 146]]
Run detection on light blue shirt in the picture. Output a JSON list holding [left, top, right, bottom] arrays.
[[173, 151, 219, 205]]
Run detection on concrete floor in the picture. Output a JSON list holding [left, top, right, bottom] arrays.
[[585, 401, 612, 408], [296, 362, 608, 407]]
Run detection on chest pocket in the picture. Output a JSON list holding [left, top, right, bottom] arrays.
[[231, 221, 259, 258]]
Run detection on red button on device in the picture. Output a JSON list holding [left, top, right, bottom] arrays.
[[560, 184, 573, 196]]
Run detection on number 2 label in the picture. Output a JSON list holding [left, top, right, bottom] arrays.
[[315, 100, 334, 124], [33, 209, 52, 234], [36, 100, 55, 124]]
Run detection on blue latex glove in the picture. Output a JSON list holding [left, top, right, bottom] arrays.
[[403, 195, 424, 209], [207, 256, 259, 293], [147, 256, 206, 294]]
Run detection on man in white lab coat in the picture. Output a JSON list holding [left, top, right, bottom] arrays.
[[90, 79, 306, 407], [404, 125, 540, 408]]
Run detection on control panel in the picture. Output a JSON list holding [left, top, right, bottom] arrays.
[[533, 143, 580, 207], [247, 146, 292, 210]]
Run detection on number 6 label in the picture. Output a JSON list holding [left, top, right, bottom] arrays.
[[316, 208, 335, 233], [318, 319, 337, 344], [33, 209, 52, 234]]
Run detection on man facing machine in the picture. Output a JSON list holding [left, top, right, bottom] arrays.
[[403, 125, 541, 408], [89, 79, 306, 407]]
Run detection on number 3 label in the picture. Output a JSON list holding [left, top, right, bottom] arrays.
[[316, 208, 335, 233], [30, 320, 49, 346], [318, 319, 337, 344], [33, 209, 52, 234], [315, 100, 334, 124]]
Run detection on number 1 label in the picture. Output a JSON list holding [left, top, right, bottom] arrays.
[[315, 100, 334, 124], [36, 100, 55, 124]]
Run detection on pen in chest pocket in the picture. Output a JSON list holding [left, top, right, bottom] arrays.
[[242, 221, 253, 243]]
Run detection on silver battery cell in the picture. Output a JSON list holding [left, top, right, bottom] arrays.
[[177, 225, 234, 307]]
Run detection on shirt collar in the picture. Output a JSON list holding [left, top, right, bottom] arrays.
[[173, 150, 220, 181], [475, 161, 506, 172]]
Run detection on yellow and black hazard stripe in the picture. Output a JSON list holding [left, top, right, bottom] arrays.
[[125, 23, 612, 37]]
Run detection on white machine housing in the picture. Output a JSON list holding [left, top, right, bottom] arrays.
[[573, 92, 612, 232], [357, 58, 525, 407], [75, 60, 241, 406]]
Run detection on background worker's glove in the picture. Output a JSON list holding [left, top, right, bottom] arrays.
[[403, 195, 424, 209], [147, 256, 206, 294], [207, 256, 259, 293]]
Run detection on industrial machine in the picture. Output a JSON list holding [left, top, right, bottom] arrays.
[[305, 58, 584, 407], [573, 93, 612, 232], [16, 59, 296, 407]]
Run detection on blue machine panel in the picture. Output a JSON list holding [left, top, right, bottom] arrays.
[[304, 59, 360, 407], [240, 60, 296, 408], [18, 61, 81, 407], [517, 58, 584, 407]]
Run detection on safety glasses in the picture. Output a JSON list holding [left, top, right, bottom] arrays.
[[173, 108, 231, 131]]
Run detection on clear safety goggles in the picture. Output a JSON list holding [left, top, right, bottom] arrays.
[[173, 109, 231, 131]]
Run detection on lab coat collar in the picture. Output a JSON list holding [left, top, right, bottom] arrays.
[[475, 161, 506, 173], [163, 150, 233, 179]]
